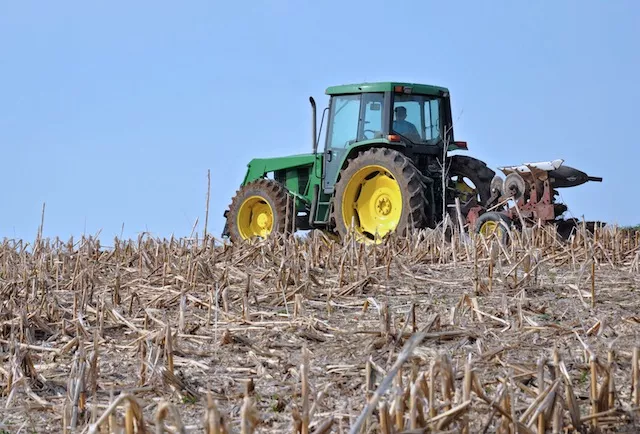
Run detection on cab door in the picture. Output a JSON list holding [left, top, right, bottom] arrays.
[[322, 94, 361, 193]]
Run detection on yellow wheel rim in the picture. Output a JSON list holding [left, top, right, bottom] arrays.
[[237, 196, 273, 239], [454, 179, 476, 203], [341, 165, 402, 243], [479, 220, 503, 238]]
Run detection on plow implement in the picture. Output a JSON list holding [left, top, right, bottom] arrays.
[[464, 159, 603, 241]]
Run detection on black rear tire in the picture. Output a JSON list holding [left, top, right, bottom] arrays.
[[448, 155, 495, 206]]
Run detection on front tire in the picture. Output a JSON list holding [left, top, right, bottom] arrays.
[[332, 148, 428, 243], [226, 179, 293, 243]]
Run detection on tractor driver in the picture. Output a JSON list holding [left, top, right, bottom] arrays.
[[392, 106, 421, 141]]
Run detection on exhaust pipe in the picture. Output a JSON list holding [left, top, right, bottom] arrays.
[[310, 96, 317, 154]]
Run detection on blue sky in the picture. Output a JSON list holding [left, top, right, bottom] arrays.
[[1, 1, 638, 242]]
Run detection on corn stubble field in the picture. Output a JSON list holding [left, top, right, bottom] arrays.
[[1, 224, 639, 433]]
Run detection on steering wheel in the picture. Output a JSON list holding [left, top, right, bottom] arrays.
[[362, 129, 378, 139]]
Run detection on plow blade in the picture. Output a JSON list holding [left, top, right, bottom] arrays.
[[498, 159, 602, 189], [547, 165, 602, 188]]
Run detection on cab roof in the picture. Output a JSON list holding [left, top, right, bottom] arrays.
[[325, 82, 449, 96]]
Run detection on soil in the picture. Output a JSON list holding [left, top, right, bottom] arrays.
[[0, 229, 639, 433]]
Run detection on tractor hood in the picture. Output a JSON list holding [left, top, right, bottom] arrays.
[[243, 153, 317, 184]]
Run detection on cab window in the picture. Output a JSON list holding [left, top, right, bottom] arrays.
[[327, 94, 360, 149], [360, 93, 384, 140], [392, 94, 442, 142]]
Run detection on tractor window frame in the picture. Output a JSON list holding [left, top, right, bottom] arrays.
[[358, 92, 387, 141], [325, 93, 362, 150], [324, 92, 389, 151], [390, 93, 445, 143]]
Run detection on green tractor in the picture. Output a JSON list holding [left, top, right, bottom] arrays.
[[221, 82, 495, 244]]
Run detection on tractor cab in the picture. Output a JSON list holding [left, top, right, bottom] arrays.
[[324, 83, 448, 146], [321, 82, 464, 194]]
